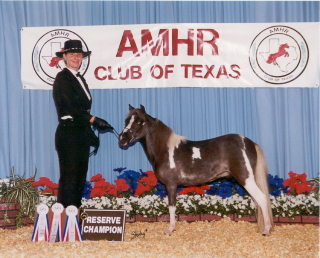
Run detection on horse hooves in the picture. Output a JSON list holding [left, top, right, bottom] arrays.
[[164, 228, 175, 236], [262, 233, 270, 236]]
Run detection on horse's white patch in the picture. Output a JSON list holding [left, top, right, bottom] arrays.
[[166, 205, 176, 235], [242, 148, 271, 233], [192, 147, 201, 160], [242, 139, 267, 211], [167, 132, 187, 169], [123, 115, 135, 133], [242, 149, 253, 177]]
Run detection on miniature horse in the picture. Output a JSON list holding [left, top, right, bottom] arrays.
[[119, 105, 273, 236]]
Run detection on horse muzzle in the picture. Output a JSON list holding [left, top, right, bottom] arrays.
[[119, 132, 132, 146]]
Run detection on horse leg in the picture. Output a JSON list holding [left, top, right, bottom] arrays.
[[164, 184, 177, 236], [243, 176, 272, 235], [238, 145, 273, 236]]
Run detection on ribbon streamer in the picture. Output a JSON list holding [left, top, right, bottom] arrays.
[[48, 203, 64, 242], [63, 205, 83, 242], [31, 204, 50, 242]]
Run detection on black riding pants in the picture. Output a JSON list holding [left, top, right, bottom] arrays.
[[55, 123, 91, 208]]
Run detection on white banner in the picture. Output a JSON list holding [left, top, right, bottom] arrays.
[[21, 23, 319, 89]]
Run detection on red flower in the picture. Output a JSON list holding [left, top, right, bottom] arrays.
[[42, 189, 54, 195], [90, 187, 106, 198], [107, 185, 118, 197], [115, 179, 130, 192], [283, 171, 314, 195], [134, 183, 151, 196], [142, 171, 158, 187], [200, 184, 210, 190], [90, 173, 105, 182], [32, 177, 53, 187], [295, 183, 313, 195], [26, 177, 34, 182], [31, 177, 59, 196], [47, 182, 59, 190], [178, 185, 208, 195]]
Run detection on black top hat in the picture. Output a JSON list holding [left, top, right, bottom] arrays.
[[56, 39, 91, 58]]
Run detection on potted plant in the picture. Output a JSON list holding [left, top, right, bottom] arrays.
[[0, 167, 40, 228]]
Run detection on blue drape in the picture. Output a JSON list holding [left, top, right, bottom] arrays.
[[0, 1, 319, 183]]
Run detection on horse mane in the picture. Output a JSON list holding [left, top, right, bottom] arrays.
[[150, 118, 187, 149]]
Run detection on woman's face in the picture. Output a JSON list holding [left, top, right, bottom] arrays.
[[63, 52, 83, 71]]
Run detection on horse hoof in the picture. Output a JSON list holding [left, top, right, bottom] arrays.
[[262, 233, 270, 236], [164, 231, 172, 236], [164, 228, 174, 236]]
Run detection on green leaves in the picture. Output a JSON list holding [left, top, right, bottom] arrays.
[[0, 167, 40, 227]]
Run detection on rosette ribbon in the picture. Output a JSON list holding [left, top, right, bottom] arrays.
[[63, 205, 83, 242], [31, 204, 50, 242], [48, 203, 64, 242]]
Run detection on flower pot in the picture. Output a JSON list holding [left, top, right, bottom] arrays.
[[301, 216, 319, 224], [279, 216, 301, 223], [200, 214, 221, 221], [157, 214, 171, 222], [234, 215, 256, 222], [0, 202, 20, 211], [135, 215, 157, 222], [178, 214, 200, 222], [125, 216, 136, 223], [0, 201, 18, 229], [273, 216, 279, 222]]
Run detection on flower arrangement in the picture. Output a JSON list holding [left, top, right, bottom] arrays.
[[81, 168, 319, 218], [29, 177, 59, 196], [1, 167, 319, 223], [283, 171, 316, 195]]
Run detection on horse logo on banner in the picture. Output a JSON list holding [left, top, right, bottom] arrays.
[[31, 29, 90, 86], [249, 25, 309, 84]]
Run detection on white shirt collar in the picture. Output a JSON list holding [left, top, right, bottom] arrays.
[[66, 68, 91, 100]]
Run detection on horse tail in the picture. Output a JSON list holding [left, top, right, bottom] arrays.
[[254, 144, 274, 232]]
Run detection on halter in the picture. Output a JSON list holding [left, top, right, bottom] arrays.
[[123, 122, 145, 143]]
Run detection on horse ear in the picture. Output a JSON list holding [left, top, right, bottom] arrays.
[[140, 105, 146, 113], [129, 104, 134, 110]]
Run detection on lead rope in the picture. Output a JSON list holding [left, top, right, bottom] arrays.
[[89, 128, 120, 157]]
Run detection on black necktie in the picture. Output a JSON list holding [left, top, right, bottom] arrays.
[[76, 72, 85, 83]]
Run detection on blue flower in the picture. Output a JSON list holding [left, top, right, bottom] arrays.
[[216, 186, 233, 198], [155, 181, 168, 198], [117, 169, 142, 192], [268, 174, 290, 196], [113, 167, 126, 173], [206, 186, 217, 195], [82, 180, 92, 199], [234, 184, 247, 196], [270, 189, 281, 197]]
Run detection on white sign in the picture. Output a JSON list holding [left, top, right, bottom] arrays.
[[21, 23, 319, 89]]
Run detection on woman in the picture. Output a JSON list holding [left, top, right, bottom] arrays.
[[53, 39, 112, 208]]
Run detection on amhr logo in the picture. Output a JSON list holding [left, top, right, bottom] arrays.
[[249, 25, 309, 84], [32, 29, 90, 85]]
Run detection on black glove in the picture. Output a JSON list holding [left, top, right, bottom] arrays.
[[92, 117, 114, 131], [86, 126, 100, 156]]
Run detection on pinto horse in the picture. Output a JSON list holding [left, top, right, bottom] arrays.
[[119, 105, 274, 236]]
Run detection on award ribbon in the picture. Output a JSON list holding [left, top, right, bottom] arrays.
[[31, 204, 49, 242], [63, 205, 83, 242], [48, 203, 64, 242]]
